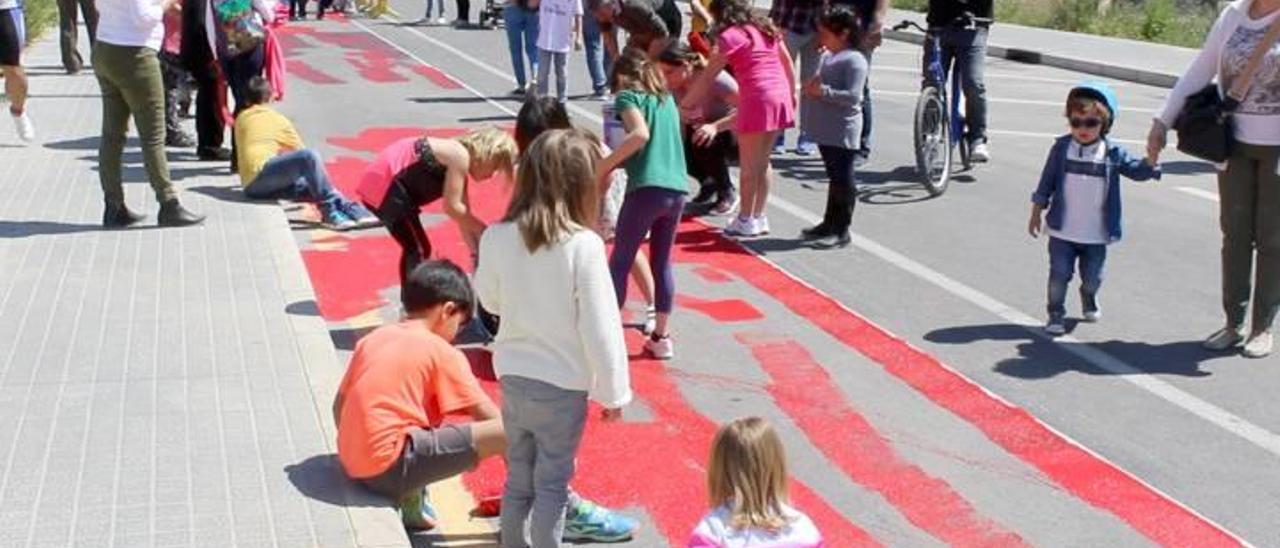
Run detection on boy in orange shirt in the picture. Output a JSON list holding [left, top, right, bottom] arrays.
[[334, 260, 637, 541]]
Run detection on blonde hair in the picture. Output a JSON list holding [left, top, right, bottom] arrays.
[[503, 129, 603, 252], [456, 127, 518, 180], [610, 49, 668, 97], [707, 417, 792, 533]]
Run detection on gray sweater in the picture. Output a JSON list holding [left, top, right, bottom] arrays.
[[801, 49, 868, 150]]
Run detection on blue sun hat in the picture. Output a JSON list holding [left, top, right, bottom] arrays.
[[1067, 81, 1119, 134]]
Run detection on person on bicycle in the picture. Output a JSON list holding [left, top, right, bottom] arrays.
[[925, 0, 992, 162]]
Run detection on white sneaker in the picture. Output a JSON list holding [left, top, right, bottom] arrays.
[[724, 216, 750, 237], [970, 141, 991, 163], [1045, 318, 1066, 336], [435, 16, 447, 24], [12, 111, 34, 143], [642, 306, 657, 335], [755, 215, 770, 235], [1242, 332, 1273, 359], [644, 335, 673, 360], [1082, 309, 1101, 323]]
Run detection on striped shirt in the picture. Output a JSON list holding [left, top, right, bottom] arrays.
[[1048, 139, 1110, 245]]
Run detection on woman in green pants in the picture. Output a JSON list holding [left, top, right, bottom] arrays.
[[94, 0, 205, 227], [1148, 0, 1280, 358]]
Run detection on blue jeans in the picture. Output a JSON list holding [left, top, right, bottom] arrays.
[[244, 149, 342, 206], [1047, 237, 1107, 319], [581, 13, 609, 93], [922, 26, 988, 143], [499, 375, 588, 548], [423, 0, 444, 18], [503, 5, 539, 88]]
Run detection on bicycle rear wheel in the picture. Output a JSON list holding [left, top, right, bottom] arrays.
[[913, 87, 952, 196]]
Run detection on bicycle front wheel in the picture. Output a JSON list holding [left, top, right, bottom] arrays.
[[913, 87, 952, 196]]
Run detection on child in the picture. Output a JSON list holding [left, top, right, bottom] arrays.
[[535, 0, 581, 103], [334, 260, 506, 531], [799, 5, 867, 248], [474, 129, 633, 547], [685, 0, 796, 237], [658, 42, 740, 216], [356, 127, 517, 285], [688, 417, 823, 548], [598, 49, 689, 359], [1028, 82, 1160, 336], [235, 77, 379, 230]]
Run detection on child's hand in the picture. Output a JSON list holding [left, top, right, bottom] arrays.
[[692, 123, 717, 146], [803, 77, 822, 98], [601, 408, 623, 422], [1027, 212, 1042, 238]]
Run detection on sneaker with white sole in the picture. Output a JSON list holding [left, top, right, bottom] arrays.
[[1045, 315, 1066, 336], [338, 201, 381, 228], [1082, 308, 1102, 323], [1243, 332, 1273, 358], [1203, 325, 1245, 351], [724, 216, 751, 237], [319, 205, 357, 231], [755, 215, 770, 235], [644, 335, 673, 360], [970, 141, 991, 163], [11, 111, 34, 143], [642, 306, 657, 335], [398, 487, 439, 531], [563, 499, 639, 542]]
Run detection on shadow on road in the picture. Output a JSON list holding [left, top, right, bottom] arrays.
[[285, 454, 393, 509], [1161, 160, 1217, 176], [925, 323, 1219, 379], [410, 531, 498, 548], [0, 219, 167, 237]]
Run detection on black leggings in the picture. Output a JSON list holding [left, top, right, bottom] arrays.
[[682, 124, 735, 195], [387, 214, 432, 285], [818, 145, 857, 232]]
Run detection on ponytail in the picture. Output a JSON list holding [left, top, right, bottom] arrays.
[[609, 48, 668, 97]]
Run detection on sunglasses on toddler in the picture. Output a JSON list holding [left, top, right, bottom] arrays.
[[1069, 117, 1103, 129]]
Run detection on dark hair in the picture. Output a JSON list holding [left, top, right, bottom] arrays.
[[710, 0, 779, 43], [657, 41, 707, 70], [609, 48, 667, 96], [245, 76, 273, 106], [818, 5, 862, 49], [400, 260, 475, 317], [515, 97, 572, 153]]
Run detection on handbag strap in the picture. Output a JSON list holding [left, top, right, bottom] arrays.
[[1226, 17, 1280, 103]]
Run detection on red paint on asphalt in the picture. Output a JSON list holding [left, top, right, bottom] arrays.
[[285, 59, 345, 84], [738, 333, 1026, 547], [346, 51, 409, 83], [692, 266, 733, 284], [676, 222, 1241, 548], [410, 65, 464, 89], [461, 332, 881, 547], [675, 294, 763, 323]]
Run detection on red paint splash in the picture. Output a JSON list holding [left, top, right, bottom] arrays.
[[692, 266, 733, 284], [678, 220, 1242, 548], [281, 25, 466, 88], [346, 50, 409, 83], [286, 59, 345, 84], [675, 294, 763, 323], [738, 333, 1026, 547], [462, 330, 881, 547], [410, 65, 463, 89]]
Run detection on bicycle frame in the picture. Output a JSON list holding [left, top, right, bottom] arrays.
[[922, 31, 967, 148]]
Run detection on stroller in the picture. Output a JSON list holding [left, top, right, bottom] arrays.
[[477, 0, 504, 28]]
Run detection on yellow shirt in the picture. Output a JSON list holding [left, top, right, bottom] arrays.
[[690, 0, 712, 34], [234, 105, 305, 185]]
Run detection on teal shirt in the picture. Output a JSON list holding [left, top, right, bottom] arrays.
[[615, 90, 688, 195]]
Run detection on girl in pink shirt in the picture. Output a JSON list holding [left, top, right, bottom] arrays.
[[685, 0, 795, 238]]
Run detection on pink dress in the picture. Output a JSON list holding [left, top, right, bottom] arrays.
[[717, 25, 794, 134]]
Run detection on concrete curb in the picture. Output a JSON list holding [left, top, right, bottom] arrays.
[[260, 204, 411, 548], [882, 29, 1179, 89]]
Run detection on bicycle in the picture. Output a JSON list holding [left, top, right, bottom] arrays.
[[892, 15, 991, 196]]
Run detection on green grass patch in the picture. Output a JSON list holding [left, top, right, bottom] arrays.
[[894, 0, 1216, 48], [22, 0, 58, 45]]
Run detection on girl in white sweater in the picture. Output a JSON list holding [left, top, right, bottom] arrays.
[[474, 128, 632, 548]]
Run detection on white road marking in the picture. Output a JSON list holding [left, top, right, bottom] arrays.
[[383, 18, 1280, 463], [986, 128, 1145, 146], [1177, 187, 1221, 203], [869, 82, 1162, 113]]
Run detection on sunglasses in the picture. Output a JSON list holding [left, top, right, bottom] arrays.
[[1069, 117, 1103, 129]]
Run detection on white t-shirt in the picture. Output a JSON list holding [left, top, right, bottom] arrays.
[[0, 1, 19, 11], [96, 0, 167, 50], [473, 223, 632, 408], [687, 504, 824, 548], [1048, 139, 1110, 245], [536, 0, 582, 53]]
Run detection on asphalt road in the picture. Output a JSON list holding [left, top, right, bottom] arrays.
[[278, 8, 1278, 545]]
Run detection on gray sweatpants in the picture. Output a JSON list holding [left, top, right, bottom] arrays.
[[499, 375, 588, 548], [1218, 142, 1280, 333]]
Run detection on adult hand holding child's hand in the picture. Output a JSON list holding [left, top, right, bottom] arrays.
[[1146, 119, 1168, 165]]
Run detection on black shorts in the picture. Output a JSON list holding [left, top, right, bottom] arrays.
[[0, 7, 24, 67], [359, 424, 478, 500]]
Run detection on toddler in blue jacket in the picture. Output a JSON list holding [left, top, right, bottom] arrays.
[[1028, 82, 1161, 336]]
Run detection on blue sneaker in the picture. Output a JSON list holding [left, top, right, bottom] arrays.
[[563, 500, 638, 542], [398, 487, 439, 531], [795, 136, 818, 156], [319, 204, 356, 231], [338, 200, 380, 228]]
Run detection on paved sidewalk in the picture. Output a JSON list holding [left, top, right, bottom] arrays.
[[0, 31, 406, 547]]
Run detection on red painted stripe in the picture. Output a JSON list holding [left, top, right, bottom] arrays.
[[675, 294, 764, 323], [675, 222, 1241, 548], [739, 333, 1026, 547], [461, 332, 882, 546], [410, 65, 464, 89], [285, 59, 345, 84]]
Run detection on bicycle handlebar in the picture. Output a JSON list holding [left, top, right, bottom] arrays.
[[893, 13, 993, 34]]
